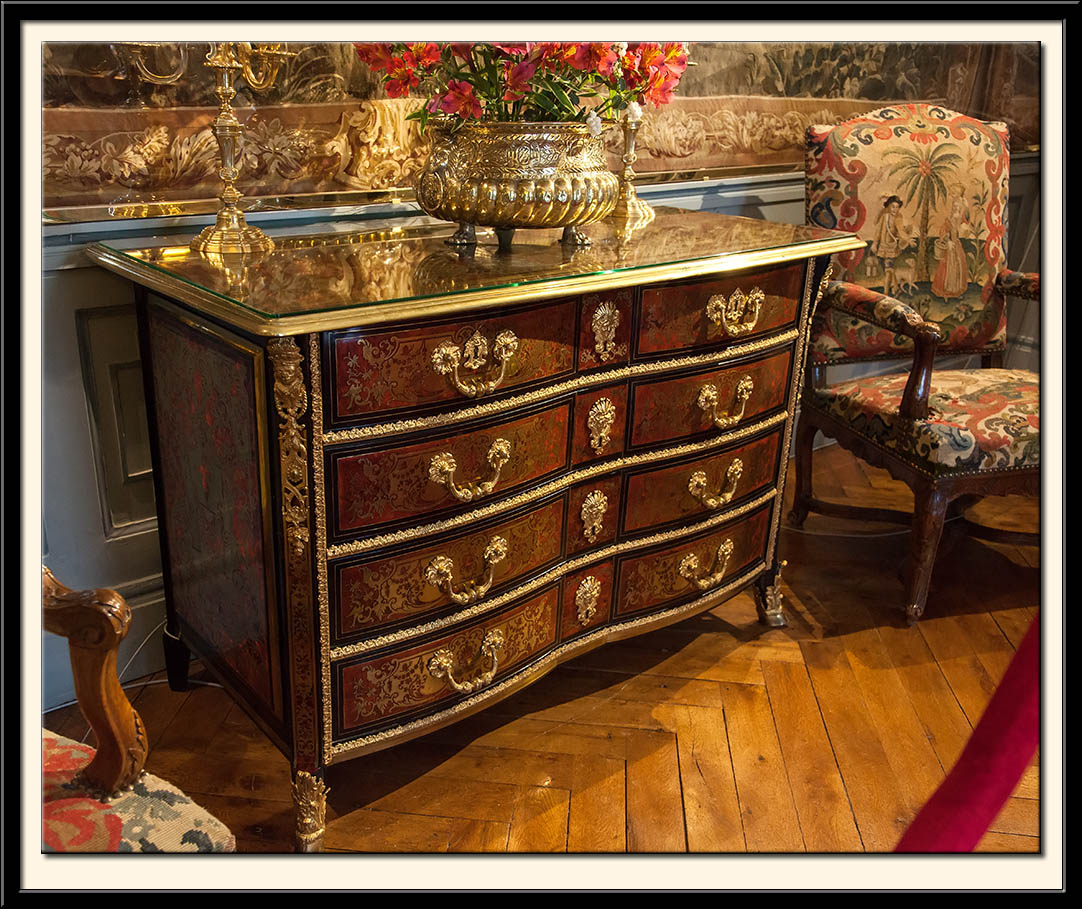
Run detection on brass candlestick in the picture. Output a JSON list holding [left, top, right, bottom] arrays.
[[610, 116, 655, 240], [190, 42, 292, 256]]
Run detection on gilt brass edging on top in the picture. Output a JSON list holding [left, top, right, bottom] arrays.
[[322, 328, 799, 445], [328, 486, 778, 659], [325, 409, 789, 560], [85, 236, 866, 338], [326, 560, 766, 763]]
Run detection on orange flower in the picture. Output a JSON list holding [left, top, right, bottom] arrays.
[[661, 42, 688, 76], [642, 66, 678, 107]]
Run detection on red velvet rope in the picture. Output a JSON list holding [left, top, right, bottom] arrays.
[[894, 612, 1040, 852]]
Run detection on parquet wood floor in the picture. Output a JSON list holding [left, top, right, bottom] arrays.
[[43, 443, 1042, 854]]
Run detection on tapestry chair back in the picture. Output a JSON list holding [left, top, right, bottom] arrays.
[[804, 102, 1011, 367]]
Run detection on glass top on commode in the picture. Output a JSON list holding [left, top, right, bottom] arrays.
[[94, 206, 857, 322]]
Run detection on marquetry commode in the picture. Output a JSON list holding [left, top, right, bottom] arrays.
[[86, 208, 863, 851]]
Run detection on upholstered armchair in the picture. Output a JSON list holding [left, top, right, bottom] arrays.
[[790, 103, 1039, 622], [42, 566, 235, 852]]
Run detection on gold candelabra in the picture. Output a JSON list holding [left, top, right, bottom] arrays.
[[190, 42, 293, 256], [610, 115, 655, 241]]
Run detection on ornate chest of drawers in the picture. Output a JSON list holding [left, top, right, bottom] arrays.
[[87, 208, 862, 850]]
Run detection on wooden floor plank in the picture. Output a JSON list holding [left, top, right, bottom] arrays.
[[761, 660, 864, 852], [567, 752, 627, 853], [324, 808, 454, 853], [625, 727, 685, 852], [974, 831, 1040, 853], [446, 817, 511, 853], [988, 796, 1040, 838], [507, 785, 570, 852], [800, 638, 914, 851], [720, 681, 805, 852], [655, 703, 746, 853]]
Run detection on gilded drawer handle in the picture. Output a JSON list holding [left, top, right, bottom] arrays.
[[581, 489, 609, 543], [705, 287, 765, 337], [678, 538, 735, 591], [688, 458, 744, 510], [575, 575, 602, 626], [698, 375, 754, 429], [427, 629, 505, 694], [431, 330, 519, 398], [591, 300, 624, 362], [587, 397, 617, 454], [424, 536, 509, 605], [429, 439, 512, 503]]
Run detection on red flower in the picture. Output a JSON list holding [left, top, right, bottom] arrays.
[[635, 42, 666, 74], [436, 79, 483, 119], [403, 42, 441, 71], [492, 43, 531, 56], [450, 43, 475, 60], [384, 57, 419, 98], [353, 43, 395, 72]]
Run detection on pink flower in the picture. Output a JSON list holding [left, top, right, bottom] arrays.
[[502, 57, 539, 101], [661, 42, 688, 77], [437, 80, 483, 118]]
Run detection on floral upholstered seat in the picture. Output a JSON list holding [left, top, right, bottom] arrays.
[[809, 367, 1039, 475], [42, 729, 235, 853], [790, 103, 1040, 622]]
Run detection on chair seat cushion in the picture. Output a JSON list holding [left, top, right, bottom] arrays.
[[42, 729, 235, 853], [807, 368, 1039, 474]]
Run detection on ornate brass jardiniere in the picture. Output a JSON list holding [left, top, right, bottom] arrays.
[[415, 120, 620, 250]]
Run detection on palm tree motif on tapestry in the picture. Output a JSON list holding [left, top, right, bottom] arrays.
[[882, 141, 963, 283]]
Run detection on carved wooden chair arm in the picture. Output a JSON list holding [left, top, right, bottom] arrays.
[[816, 280, 942, 422], [817, 280, 934, 340], [994, 268, 1040, 302], [42, 565, 148, 796]]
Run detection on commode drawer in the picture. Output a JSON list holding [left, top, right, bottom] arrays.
[[326, 298, 577, 425], [333, 583, 560, 738], [330, 400, 571, 539], [615, 503, 773, 617], [636, 262, 806, 359], [629, 347, 794, 450], [622, 428, 783, 535], [331, 495, 566, 644], [578, 289, 633, 371], [561, 558, 615, 642]]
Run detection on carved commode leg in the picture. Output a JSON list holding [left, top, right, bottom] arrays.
[[754, 560, 789, 628], [292, 769, 329, 853], [787, 415, 819, 528]]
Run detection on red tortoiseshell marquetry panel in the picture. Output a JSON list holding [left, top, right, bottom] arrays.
[[578, 289, 633, 371], [571, 383, 628, 466], [615, 505, 773, 617], [567, 475, 622, 555], [333, 402, 571, 536], [334, 496, 565, 640], [629, 348, 793, 449], [146, 303, 278, 714], [637, 262, 805, 357], [560, 559, 615, 642], [336, 585, 559, 734], [623, 429, 782, 534], [330, 299, 577, 423]]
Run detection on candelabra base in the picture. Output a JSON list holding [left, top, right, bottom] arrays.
[[611, 190, 656, 238], [189, 211, 275, 256]]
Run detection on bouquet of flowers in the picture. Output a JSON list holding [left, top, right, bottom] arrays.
[[352, 41, 692, 133]]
